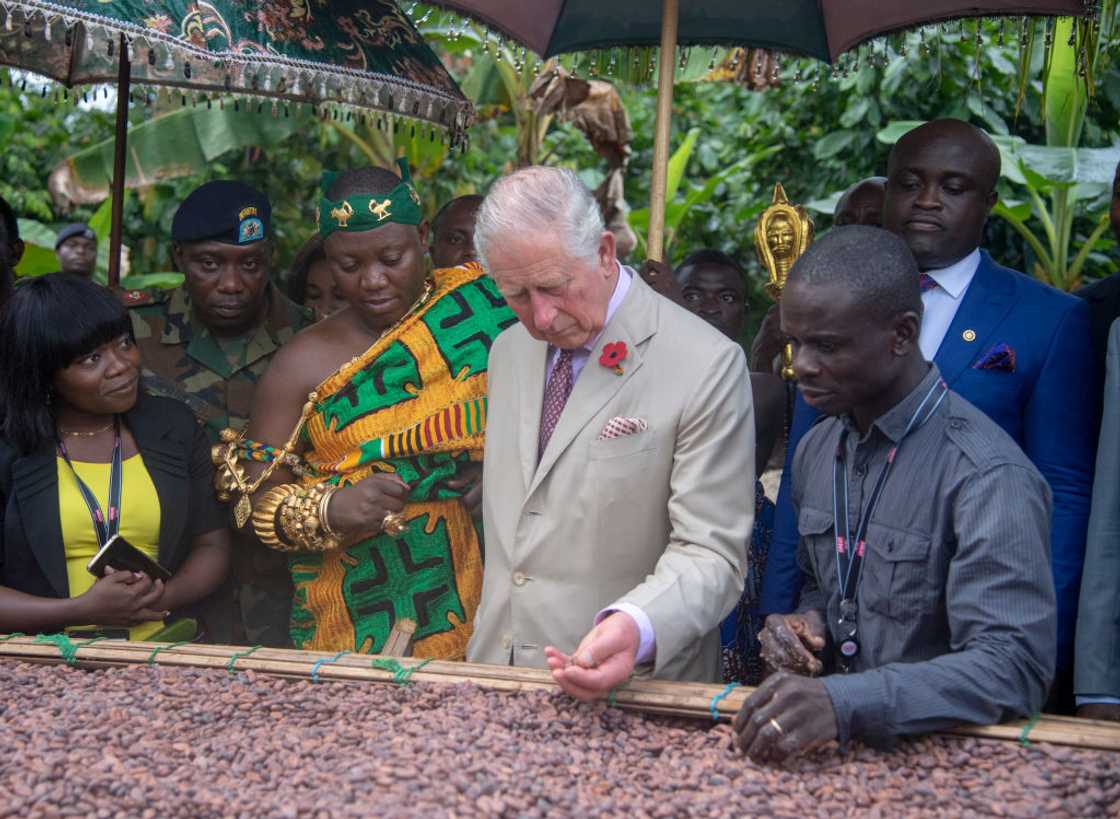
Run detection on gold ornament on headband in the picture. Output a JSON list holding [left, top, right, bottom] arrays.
[[318, 157, 424, 238], [370, 198, 392, 222], [754, 183, 814, 381], [331, 201, 355, 230]]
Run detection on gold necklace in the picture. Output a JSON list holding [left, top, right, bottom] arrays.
[[59, 421, 114, 437]]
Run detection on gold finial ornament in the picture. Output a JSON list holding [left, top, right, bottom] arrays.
[[754, 182, 815, 381]]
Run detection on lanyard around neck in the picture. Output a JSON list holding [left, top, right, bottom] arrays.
[[57, 417, 124, 548], [831, 379, 948, 605]]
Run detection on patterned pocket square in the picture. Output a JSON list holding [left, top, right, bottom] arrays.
[[973, 342, 1016, 373], [598, 416, 648, 440]]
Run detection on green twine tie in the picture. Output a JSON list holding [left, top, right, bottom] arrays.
[[371, 658, 431, 684], [225, 645, 263, 673], [709, 682, 740, 721], [310, 651, 350, 683], [1018, 713, 1042, 747], [33, 633, 106, 666], [607, 673, 636, 708], [0, 632, 27, 643], [146, 641, 190, 665]]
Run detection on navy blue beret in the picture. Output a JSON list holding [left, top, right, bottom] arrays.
[[171, 181, 271, 245], [55, 223, 96, 249]]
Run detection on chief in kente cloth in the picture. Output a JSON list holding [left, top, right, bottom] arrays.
[[127, 182, 310, 646], [126, 181, 310, 443], [213, 160, 516, 657], [734, 227, 1055, 762]]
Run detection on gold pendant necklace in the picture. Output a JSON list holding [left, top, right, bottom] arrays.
[[59, 420, 114, 437]]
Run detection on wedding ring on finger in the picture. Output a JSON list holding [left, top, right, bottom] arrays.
[[381, 511, 408, 536], [768, 717, 784, 736]]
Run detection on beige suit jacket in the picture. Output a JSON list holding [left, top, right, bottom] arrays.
[[467, 272, 755, 681]]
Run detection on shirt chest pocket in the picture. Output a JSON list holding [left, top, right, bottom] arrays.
[[860, 522, 933, 621]]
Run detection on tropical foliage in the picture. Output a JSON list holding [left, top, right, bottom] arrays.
[[2, 11, 1118, 336]]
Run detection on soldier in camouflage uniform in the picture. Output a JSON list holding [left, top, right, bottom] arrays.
[[127, 181, 311, 647]]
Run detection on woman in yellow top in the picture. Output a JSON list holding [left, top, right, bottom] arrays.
[[0, 274, 231, 638]]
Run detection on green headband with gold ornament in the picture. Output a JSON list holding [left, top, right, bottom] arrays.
[[317, 157, 423, 238]]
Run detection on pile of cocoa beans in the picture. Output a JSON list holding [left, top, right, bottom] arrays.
[[0, 662, 1117, 818]]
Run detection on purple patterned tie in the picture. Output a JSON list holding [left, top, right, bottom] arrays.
[[539, 349, 575, 461], [919, 273, 938, 293]]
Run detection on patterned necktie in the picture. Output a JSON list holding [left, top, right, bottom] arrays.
[[539, 348, 576, 461], [919, 273, 939, 293]]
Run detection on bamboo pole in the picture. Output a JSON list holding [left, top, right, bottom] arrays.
[[2, 637, 1118, 751], [646, 0, 679, 262], [107, 33, 130, 288]]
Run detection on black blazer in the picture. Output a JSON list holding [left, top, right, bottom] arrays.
[[0, 394, 228, 598], [1078, 271, 1120, 370]]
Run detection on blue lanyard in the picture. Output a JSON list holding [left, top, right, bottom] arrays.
[[57, 417, 123, 548]]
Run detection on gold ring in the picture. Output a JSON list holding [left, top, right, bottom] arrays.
[[768, 717, 784, 736], [381, 511, 408, 536]]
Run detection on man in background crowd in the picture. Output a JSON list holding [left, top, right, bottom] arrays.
[[127, 180, 309, 647], [55, 223, 97, 278], [0, 196, 22, 308], [833, 177, 886, 228], [430, 194, 483, 270], [1077, 159, 1120, 369]]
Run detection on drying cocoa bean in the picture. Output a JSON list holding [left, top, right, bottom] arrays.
[[0, 662, 1116, 818]]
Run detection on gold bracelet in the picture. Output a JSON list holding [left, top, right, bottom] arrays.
[[319, 485, 340, 540], [276, 483, 341, 553], [251, 483, 301, 547]]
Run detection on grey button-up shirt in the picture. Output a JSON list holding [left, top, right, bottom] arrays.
[[792, 364, 1057, 745]]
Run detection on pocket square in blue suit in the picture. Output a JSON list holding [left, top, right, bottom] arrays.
[[972, 342, 1016, 373]]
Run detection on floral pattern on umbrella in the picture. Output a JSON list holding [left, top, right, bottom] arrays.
[[0, 0, 473, 138]]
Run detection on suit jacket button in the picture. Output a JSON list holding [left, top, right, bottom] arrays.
[[512, 571, 528, 586]]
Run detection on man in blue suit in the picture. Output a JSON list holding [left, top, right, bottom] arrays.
[[762, 119, 1098, 708]]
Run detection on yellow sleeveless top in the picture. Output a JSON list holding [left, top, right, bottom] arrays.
[[57, 454, 163, 640]]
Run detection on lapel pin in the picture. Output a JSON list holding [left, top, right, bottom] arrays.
[[962, 329, 977, 342]]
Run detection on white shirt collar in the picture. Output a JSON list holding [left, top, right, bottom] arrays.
[[583, 262, 632, 353], [923, 248, 981, 300]]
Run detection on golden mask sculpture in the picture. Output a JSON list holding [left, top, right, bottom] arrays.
[[754, 183, 814, 380]]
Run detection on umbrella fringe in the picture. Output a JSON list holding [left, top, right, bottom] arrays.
[[0, 0, 475, 140]]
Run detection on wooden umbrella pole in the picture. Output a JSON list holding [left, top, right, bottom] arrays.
[[646, 0, 679, 263], [107, 33, 129, 288]]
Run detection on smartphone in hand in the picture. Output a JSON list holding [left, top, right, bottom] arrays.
[[86, 534, 172, 582]]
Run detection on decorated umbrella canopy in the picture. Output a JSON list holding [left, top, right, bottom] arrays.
[[421, 0, 1099, 261], [0, 0, 474, 284]]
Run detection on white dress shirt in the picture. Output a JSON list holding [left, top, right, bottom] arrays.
[[919, 248, 981, 361], [545, 264, 632, 381]]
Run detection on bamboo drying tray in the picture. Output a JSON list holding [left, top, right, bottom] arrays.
[[0, 635, 1116, 752]]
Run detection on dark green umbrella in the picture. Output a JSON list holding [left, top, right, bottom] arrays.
[[423, 0, 1097, 260], [0, 0, 473, 284]]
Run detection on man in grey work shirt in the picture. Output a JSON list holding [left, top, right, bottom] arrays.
[[733, 226, 1056, 762]]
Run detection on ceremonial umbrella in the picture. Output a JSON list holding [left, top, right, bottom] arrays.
[[422, 0, 1095, 261], [0, 0, 473, 284]]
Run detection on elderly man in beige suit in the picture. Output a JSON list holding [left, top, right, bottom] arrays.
[[467, 166, 755, 698]]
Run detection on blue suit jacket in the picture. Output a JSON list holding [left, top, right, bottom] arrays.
[[762, 251, 1099, 672]]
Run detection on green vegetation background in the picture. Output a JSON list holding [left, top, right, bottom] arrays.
[[1, 27, 1117, 339]]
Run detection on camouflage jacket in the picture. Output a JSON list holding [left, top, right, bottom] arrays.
[[128, 284, 311, 442]]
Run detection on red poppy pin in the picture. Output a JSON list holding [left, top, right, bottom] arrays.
[[599, 341, 628, 375]]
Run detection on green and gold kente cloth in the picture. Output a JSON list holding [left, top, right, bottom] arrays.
[[292, 262, 516, 658]]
